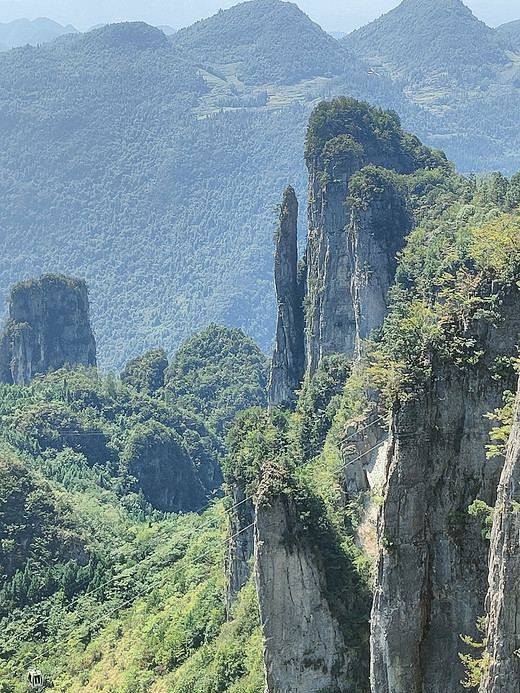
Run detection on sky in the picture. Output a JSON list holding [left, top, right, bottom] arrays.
[[0, 0, 517, 33]]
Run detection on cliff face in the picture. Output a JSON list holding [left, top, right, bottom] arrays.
[[240, 99, 447, 692], [371, 287, 520, 693], [267, 186, 305, 406], [303, 100, 421, 376], [224, 481, 255, 619], [480, 385, 520, 692], [0, 275, 96, 385], [255, 493, 357, 693]]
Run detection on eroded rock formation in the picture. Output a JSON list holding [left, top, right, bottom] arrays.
[[303, 98, 428, 376], [267, 186, 305, 406], [255, 492, 357, 693], [224, 481, 255, 619], [480, 384, 520, 692], [0, 274, 96, 385]]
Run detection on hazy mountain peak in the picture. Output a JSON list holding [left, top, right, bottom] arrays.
[[0, 16, 77, 51], [83, 21, 169, 51], [496, 18, 520, 52], [171, 0, 349, 84], [344, 0, 508, 83]]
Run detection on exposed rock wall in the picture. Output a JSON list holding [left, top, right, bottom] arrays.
[[304, 148, 413, 377], [371, 287, 520, 693], [0, 274, 96, 384], [480, 384, 520, 692], [255, 492, 355, 693], [267, 186, 305, 406], [340, 407, 390, 559], [224, 481, 255, 619]]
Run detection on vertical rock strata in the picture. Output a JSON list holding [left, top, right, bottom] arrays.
[[267, 186, 305, 406], [0, 274, 96, 384], [255, 493, 355, 693], [304, 101, 421, 376], [371, 288, 520, 693], [224, 481, 255, 619], [480, 385, 520, 692]]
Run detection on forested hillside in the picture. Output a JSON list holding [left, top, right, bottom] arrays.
[[0, 321, 268, 692], [171, 0, 351, 85], [343, 0, 520, 173], [0, 0, 519, 371], [344, 0, 508, 84], [497, 18, 520, 51]]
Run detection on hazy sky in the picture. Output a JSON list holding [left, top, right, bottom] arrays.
[[0, 0, 517, 33]]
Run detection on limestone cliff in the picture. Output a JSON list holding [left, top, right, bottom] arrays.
[[255, 490, 363, 693], [480, 384, 520, 692], [224, 481, 255, 619], [303, 97, 433, 375], [370, 286, 520, 693], [267, 186, 305, 406], [0, 274, 96, 385]]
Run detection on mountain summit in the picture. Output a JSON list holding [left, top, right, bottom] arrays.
[[171, 0, 349, 85], [344, 0, 509, 85]]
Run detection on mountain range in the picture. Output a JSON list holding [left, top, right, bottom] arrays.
[[0, 17, 77, 51], [0, 0, 519, 370]]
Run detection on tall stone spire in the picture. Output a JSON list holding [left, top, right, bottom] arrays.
[[267, 186, 305, 406]]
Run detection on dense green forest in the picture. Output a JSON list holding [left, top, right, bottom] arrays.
[[170, 0, 353, 85], [0, 0, 519, 371], [496, 18, 520, 52], [0, 322, 268, 691]]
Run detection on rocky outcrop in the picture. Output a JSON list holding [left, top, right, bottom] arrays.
[[371, 286, 520, 693], [340, 406, 390, 559], [303, 99, 424, 376], [480, 384, 520, 692], [122, 422, 208, 513], [224, 481, 255, 619], [255, 491, 357, 693], [267, 186, 305, 406], [0, 274, 96, 385], [341, 406, 389, 501]]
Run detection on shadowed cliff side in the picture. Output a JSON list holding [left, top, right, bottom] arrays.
[[0, 274, 96, 385], [480, 383, 520, 692]]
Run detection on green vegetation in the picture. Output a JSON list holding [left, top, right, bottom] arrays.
[[0, 499, 264, 693], [459, 618, 489, 688], [344, 0, 520, 174], [345, 0, 508, 87], [305, 96, 445, 173], [164, 324, 268, 441], [224, 357, 374, 686], [1, 1, 519, 372], [120, 348, 168, 396], [0, 320, 269, 691], [170, 0, 349, 86], [368, 173, 520, 398]]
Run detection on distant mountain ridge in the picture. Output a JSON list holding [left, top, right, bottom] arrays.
[[0, 0, 519, 370], [344, 0, 509, 85], [0, 17, 77, 50], [496, 18, 520, 52], [170, 0, 352, 85]]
